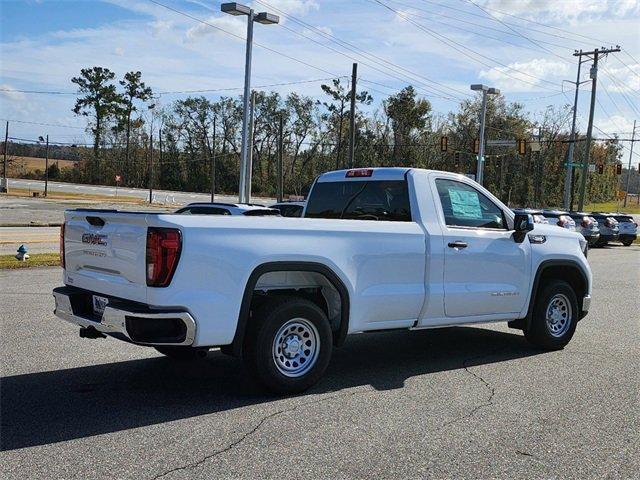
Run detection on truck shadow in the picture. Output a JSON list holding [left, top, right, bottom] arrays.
[[1, 326, 541, 451]]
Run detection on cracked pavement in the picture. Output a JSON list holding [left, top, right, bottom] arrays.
[[1, 246, 639, 479]]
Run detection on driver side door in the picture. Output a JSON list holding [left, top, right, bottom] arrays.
[[435, 178, 530, 318]]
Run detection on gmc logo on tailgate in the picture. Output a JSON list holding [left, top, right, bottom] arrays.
[[82, 233, 108, 245]]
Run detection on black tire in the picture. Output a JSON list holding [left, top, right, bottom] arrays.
[[154, 346, 208, 360], [524, 280, 578, 350], [621, 239, 633, 247], [243, 297, 333, 394]]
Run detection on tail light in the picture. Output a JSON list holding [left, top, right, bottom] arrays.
[[59, 222, 66, 269], [604, 218, 614, 227], [557, 216, 569, 228], [146, 228, 182, 287], [581, 217, 592, 228]]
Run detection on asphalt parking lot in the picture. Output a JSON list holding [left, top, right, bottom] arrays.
[[1, 246, 638, 479]]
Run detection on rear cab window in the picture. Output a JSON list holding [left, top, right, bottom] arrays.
[[305, 179, 412, 221]]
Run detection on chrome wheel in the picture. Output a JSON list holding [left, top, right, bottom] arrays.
[[272, 318, 320, 378], [545, 294, 572, 337]]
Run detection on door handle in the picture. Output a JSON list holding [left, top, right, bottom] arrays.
[[448, 241, 468, 249]]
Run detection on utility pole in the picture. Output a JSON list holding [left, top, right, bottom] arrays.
[[44, 135, 49, 197], [148, 132, 153, 204], [348, 63, 358, 169], [576, 46, 621, 211], [277, 113, 284, 202], [2, 121, 8, 193], [563, 51, 585, 209], [623, 120, 637, 208], [211, 116, 216, 203]]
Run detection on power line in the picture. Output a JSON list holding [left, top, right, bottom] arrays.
[[0, 118, 85, 129], [148, 0, 340, 78], [253, 0, 468, 101], [157, 77, 347, 95], [463, 0, 573, 66], [422, 0, 611, 46], [371, 0, 562, 92], [385, 0, 571, 51]]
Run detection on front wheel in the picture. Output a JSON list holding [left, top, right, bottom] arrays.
[[525, 280, 578, 350], [621, 239, 634, 246], [244, 297, 333, 394]]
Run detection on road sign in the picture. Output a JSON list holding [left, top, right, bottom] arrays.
[[115, 175, 122, 183], [486, 139, 516, 147], [564, 162, 585, 168], [588, 164, 596, 173]]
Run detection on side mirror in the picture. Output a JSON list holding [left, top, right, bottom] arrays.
[[513, 213, 534, 243]]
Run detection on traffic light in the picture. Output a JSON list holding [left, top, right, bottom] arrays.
[[597, 163, 604, 174], [473, 139, 479, 154], [454, 151, 460, 169], [517, 139, 526, 155], [440, 136, 448, 152], [616, 163, 622, 175]]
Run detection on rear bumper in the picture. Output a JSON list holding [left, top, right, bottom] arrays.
[[53, 286, 196, 346], [599, 233, 619, 242], [619, 233, 637, 242], [583, 233, 600, 245]]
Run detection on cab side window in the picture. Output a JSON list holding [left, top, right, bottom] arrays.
[[435, 179, 505, 229]]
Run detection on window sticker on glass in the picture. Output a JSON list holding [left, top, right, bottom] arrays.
[[449, 188, 482, 219]]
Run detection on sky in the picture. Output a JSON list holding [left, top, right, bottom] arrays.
[[0, 0, 638, 159]]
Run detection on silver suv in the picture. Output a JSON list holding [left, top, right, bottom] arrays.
[[175, 202, 281, 216], [589, 213, 620, 247], [611, 214, 637, 246], [568, 212, 601, 246]]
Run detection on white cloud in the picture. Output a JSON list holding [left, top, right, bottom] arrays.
[[482, 0, 639, 22], [0, 84, 26, 101], [255, 0, 319, 16], [113, 47, 125, 56], [480, 59, 570, 92], [186, 15, 246, 40], [595, 114, 635, 136], [603, 63, 640, 93]]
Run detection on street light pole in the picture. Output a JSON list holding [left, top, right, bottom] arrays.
[[221, 2, 279, 203], [239, 8, 254, 204], [470, 84, 499, 186]]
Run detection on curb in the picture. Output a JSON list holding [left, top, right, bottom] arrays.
[[0, 223, 63, 227]]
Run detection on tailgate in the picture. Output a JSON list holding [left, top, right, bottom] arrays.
[[64, 210, 150, 303]]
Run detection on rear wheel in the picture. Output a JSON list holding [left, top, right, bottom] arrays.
[[244, 297, 333, 394], [621, 239, 633, 246], [154, 346, 208, 360], [525, 280, 578, 350]]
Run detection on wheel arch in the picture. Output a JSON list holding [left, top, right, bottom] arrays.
[[230, 261, 351, 358], [525, 259, 589, 328]]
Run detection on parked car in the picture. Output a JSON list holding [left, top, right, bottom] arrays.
[[512, 208, 548, 224], [269, 201, 306, 217], [610, 214, 637, 246], [54, 168, 591, 394], [175, 202, 281, 216], [567, 212, 600, 246], [542, 210, 576, 231], [590, 213, 620, 246]]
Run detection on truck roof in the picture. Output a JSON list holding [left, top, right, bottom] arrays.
[[317, 167, 427, 183]]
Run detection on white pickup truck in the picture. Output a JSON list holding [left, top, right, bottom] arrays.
[[53, 168, 592, 393]]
